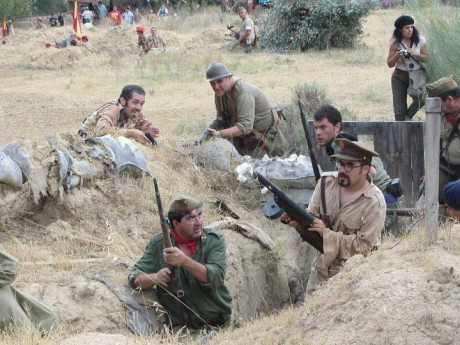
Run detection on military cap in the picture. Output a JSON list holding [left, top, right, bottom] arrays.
[[331, 138, 379, 161], [168, 196, 203, 215], [425, 76, 458, 98], [136, 25, 144, 33], [394, 15, 414, 29], [444, 180, 460, 210]]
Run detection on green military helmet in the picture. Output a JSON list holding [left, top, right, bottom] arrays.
[[206, 62, 233, 82]]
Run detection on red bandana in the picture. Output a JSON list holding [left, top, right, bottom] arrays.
[[170, 230, 197, 254]]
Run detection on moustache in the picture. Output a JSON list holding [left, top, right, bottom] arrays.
[[339, 173, 348, 179]]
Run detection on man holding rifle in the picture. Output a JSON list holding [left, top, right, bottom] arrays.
[[283, 138, 386, 298], [204, 62, 286, 157], [313, 104, 401, 230], [128, 196, 232, 332]]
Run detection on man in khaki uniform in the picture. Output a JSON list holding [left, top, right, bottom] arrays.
[[78, 84, 159, 145], [205, 62, 286, 157], [0, 250, 57, 333], [227, 7, 255, 53], [147, 26, 166, 51], [283, 139, 386, 298], [425, 76, 460, 203]]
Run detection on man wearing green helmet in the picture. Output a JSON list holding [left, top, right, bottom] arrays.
[[204, 62, 286, 157]]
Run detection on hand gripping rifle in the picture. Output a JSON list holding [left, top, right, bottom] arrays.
[[145, 132, 158, 146], [298, 100, 321, 182], [153, 178, 204, 328], [195, 117, 223, 145], [253, 172, 324, 253]]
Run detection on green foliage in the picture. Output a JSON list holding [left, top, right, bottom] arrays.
[[407, 1, 460, 84], [0, 0, 34, 19], [258, 0, 379, 52], [281, 82, 331, 154], [34, 0, 66, 15]]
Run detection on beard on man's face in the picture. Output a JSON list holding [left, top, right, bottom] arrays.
[[338, 172, 350, 187]]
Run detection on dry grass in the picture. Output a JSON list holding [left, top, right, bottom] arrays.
[[1, 5, 460, 345]]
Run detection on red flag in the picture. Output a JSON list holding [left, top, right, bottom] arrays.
[[1, 17, 6, 42], [73, 0, 81, 38]]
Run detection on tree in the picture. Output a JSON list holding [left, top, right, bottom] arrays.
[[0, 0, 34, 19]]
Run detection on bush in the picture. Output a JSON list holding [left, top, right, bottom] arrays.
[[407, 0, 460, 84], [258, 0, 379, 52], [281, 83, 331, 154]]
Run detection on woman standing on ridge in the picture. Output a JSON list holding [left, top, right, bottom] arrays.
[[387, 15, 428, 121]]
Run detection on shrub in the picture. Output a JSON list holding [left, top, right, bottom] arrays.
[[258, 0, 379, 52], [407, 0, 460, 83]]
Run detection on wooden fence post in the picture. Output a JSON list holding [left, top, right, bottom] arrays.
[[424, 97, 442, 244]]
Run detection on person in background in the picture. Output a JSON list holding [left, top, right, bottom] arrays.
[[387, 15, 428, 121], [122, 6, 134, 25], [147, 26, 166, 52], [133, 8, 142, 24], [158, 4, 169, 21], [136, 26, 149, 55], [227, 7, 255, 53], [110, 5, 122, 25], [58, 13, 65, 26]]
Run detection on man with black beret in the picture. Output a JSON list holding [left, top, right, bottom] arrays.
[[128, 196, 232, 333], [426, 76, 460, 203], [283, 138, 386, 297]]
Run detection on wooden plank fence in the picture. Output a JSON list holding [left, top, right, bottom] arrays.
[[307, 121, 425, 206]]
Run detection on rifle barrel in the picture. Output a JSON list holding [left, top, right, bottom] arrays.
[[298, 100, 321, 181], [153, 177, 173, 248]]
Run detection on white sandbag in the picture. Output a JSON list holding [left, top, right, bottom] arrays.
[[0, 152, 23, 187]]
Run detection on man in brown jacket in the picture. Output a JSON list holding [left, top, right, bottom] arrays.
[[284, 139, 386, 300], [79, 84, 160, 145]]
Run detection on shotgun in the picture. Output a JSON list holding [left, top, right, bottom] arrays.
[[298, 100, 321, 182]]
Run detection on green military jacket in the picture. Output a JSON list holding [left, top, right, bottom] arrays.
[[128, 228, 232, 329], [0, 250, 57, 333]]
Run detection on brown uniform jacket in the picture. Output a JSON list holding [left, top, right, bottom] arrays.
[[80, 100, 155, 136], [308, 172, 386, 277]]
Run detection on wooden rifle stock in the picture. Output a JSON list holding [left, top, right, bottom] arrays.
[[253, 172, 324, 253], [298, 100, 321, 182]]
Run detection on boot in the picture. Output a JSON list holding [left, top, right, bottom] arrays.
[[288, 276, 305, 307]]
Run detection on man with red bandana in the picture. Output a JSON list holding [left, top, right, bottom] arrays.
[[78, 84, 159, 145], [128, 196, 232, 333], [283, 138, 386, 297]]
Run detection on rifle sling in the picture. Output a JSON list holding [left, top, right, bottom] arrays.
[[320, 176, 332, 229]]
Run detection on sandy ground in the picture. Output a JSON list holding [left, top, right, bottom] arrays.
[[0, 6, 459, 345]]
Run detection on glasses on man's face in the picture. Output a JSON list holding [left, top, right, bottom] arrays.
[[334, 160, 363, 172]]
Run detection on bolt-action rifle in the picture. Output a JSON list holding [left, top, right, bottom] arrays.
[[298, 100, 321, 182], [253, 172, 324, 253]]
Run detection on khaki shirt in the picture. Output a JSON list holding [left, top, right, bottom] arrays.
[[215, 79, 274, 135], [138, 34, 149, 53], [80, 100, 155, 136], [308, 172, 386, 277], [240, 17, 255, 42], [147, 34, 165, 49], [441, 117, 460, 165]]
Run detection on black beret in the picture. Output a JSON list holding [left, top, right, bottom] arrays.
[[394, 15, 414, 29]]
